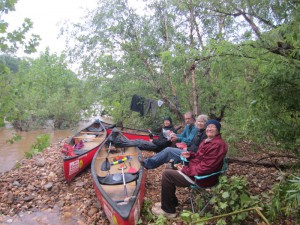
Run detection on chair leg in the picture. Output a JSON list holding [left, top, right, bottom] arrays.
[[198, 197, 211, 215], [189, 186, 214, 216], [189, 191, 195, 213]]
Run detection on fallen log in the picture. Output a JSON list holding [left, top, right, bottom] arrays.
[[227, 157, 300, 170]]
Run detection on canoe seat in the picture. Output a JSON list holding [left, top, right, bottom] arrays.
[[98, 173, 139, 185], [87, 127, 103, 132]]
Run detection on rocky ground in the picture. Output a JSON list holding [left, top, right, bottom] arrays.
[[0, 139, 297, 225]]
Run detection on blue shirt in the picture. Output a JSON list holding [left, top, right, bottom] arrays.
[[176, 124, 197, 146]]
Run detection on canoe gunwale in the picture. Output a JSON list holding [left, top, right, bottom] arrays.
[[91, 130, 146, 222]]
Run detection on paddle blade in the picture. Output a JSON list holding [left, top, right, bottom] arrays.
[[101, 158, 111, 171], [128, 166, 138, 174], [127, 161, 138, 174]]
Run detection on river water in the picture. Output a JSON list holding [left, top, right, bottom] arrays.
[[0, 127, 73, 174], [0, 118, 112, 174]]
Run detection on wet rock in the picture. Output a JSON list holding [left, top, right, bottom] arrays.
[[43, 182, 53, 191], [12, 181, 20, 187], [57, 200, 65, 207], [7, 192, 14, 204], [35, 157, 46, 167], [88, 207, 98, 217], [47, 172, 57, 182], [62, 211, 72, 219], [29, 207, 39, 212], [75, 181, 85, 187], [24, 195, 35, 202], [51, 184, 59, 193], [6, 218, 13, 223], [77, 219, 86, 225]]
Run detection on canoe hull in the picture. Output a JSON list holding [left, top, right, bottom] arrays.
[[92, 170, 146, 224], [62, 120, 107, 182], [91, 130, 146, 224], [63, 147, 98, 182], [102, 121, 159, 141]]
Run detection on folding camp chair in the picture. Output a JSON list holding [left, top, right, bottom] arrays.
[[181, 156, 228, 215]]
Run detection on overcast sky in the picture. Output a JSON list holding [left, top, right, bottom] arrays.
[[4, 0, 97, 57]]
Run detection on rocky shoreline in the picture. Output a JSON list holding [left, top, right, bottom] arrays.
[[1, 138, 294, 225], [0, 138, 173, 225], [0, 140, 108, 224]]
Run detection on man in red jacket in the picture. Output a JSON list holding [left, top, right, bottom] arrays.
[[151, 119, 228, 218]]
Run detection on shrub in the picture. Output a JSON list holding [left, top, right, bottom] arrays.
[[181, 176, 262, 224], [25, 134, 50, 158], [267, 173, 300, 223]]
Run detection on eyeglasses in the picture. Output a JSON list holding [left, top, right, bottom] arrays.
[[206, 125, 217, 129]]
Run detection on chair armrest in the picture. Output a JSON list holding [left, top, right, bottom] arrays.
[[180, 155, 189, 163], [194, 169, 226, 180], [194, 157, 228, 180]]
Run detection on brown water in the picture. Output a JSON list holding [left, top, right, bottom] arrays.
[[0, 118, 113, 174], [0, 127, 74, 173]]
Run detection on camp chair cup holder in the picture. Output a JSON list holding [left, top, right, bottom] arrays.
[[187, 157, 228, 215]]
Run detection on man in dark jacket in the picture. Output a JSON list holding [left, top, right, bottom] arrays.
[[140, 115, 208, 169], [112, 116, 176, 152]]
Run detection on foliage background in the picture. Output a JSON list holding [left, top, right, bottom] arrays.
[[1, 0, 300, 153], [64, 0, 300, 153]]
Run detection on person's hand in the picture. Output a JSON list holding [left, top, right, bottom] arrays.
[[174, 163, 183, 171], [167, 130, 173, 135], [181, 151, 190, 158], [170, 134, 178, 142]]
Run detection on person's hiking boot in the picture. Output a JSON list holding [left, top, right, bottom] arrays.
[[138, 158, 148, 169], [151, 206, 177, 218], [108, 128, 119, 143], [154, 202, 179, 209], [139, 160, 146, 168]]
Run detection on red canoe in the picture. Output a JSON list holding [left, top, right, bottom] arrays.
[[62, 119, 107, 182], [100, 120, 159, 141], [91, 129, 146, 225]]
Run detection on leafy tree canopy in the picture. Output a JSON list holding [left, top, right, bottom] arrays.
[[62, 0, 300, 153]]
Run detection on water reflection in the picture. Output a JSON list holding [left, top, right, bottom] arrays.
[[0, 205, 85, 225]]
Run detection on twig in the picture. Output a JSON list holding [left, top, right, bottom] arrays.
[[192, 207, 270, 225]]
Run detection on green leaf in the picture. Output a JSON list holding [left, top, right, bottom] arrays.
[[240, 193, 251, 204], [220, 202, 228, 209], [222, 191, 230, 199]]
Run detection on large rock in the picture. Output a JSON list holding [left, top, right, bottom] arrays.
[[35, 157, 46, 167]]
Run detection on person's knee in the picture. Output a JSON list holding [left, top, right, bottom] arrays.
[[162, 169, 173, 180], [164, 147, 171, 152]]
